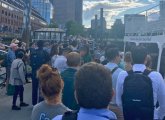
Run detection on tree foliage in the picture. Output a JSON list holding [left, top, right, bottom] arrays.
[[66, 21, 84, 36]]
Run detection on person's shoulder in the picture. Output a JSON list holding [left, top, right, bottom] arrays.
[[119, 70, 128, 76], [148, 70, 164, 82], [52, 115, 62, 120], [108, 110, 117, 119], [32, 101, 45, 112]]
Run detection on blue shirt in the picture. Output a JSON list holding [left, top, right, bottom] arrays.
[[53, 108, 117, 120], [105, 62, 123, 104], [7, 48, 16, 67]]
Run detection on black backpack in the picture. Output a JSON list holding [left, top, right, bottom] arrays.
[[122, 69, 154, 120], [30, 49, 49, 70]]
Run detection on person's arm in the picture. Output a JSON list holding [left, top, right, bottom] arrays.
[[18, 62, 26, 84], [116, 71, 127, 108], [155, 72, 165, 119]]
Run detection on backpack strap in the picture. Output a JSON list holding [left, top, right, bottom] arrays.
[[143, 69, 152, 76], [62, 111, 78, 120], [127, 70, 134, 75], [111, 67, 119, 74]]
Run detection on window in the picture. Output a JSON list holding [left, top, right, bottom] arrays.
[[5, 11, 7, 16], [2, 10, 4, 14]]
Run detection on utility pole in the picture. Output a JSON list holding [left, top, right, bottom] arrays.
[[22, 0, 31, 47]]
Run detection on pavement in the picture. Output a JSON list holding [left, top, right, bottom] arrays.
[[0, 83, 32, 120]]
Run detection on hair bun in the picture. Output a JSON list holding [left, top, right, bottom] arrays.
[[37, 64, 52, 80]]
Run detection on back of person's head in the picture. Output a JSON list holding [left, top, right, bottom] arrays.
[[66, 52, 80, 67], [75, 62, 113, 109], [80, 45, 90, 55], [71, 40, 78, 47], [50, 44, 59, 57], [63, 47, 72, 55], [105, 47, 120, 61], [124, 51, 132, 63], [37, 40, 44, 48], [131, 45, 148, 64], [145, 54, 152, 68], [37, 64, 63, 100], [16, 50, 24, 59]]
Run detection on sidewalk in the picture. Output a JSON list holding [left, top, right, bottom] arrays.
[[0, 83, 32, 120]]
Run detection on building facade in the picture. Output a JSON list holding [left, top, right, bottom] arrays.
[[51, 0, 82, 27], [32, 0, 51, 24], [0, 0, 47, 38]]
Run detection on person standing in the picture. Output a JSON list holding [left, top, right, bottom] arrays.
[[6, 43, 18, 95], [116, 45, 165, 120], [53, 62, 117, 120], [30, 41, 50, 105], [10, 50, 29, 110], [61, 52, 80, 110], [32, 64, 69, 120]]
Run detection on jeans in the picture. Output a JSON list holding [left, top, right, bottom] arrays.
[[12, 85, 24, 106]]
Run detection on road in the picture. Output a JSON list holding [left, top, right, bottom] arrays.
[[0, 83, 32, 120]]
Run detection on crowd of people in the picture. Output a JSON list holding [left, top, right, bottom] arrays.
[[0, 37, 165, 120]]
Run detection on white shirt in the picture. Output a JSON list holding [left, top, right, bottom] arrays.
[[105, 62, 123, 104], [54, 55, 67, 73], [51, 55, 58, 68], [116, 64, 165, 119]]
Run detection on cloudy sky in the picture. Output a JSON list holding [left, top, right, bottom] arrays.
[[83, 0, 160, 28]]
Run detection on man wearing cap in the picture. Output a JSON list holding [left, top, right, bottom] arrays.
[[6, 43, 18, 94]]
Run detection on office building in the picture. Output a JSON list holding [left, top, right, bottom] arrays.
[[32, 0, 51, 24], [51, 0, 82, 27]]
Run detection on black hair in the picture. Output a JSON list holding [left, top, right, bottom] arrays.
[[37, 40, 44, 48], [16, 50, 24, 59], [75, 62, 113, 109], [105, 47, 120, 61], [131, 45, 148, 64]]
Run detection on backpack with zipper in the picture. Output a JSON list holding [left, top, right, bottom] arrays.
[[122, 69, 154, 120]]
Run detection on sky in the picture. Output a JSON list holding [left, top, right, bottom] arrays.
[[83, 0, 160, 28]]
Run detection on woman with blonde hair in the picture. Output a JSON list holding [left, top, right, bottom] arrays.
[[32, 64, 69, 120]]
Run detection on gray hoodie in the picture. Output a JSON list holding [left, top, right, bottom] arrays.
[[10, 59, 25, 85]]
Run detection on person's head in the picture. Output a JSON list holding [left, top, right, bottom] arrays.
[[75, 62, 113, 109], [66, 52, 81, 67], [30, 42, 36, 48], [37, 64, 63, 101], [11, 39, 19, 44], [145, 54, 152, 68], [105, 47, 121, 64], [50, 44, 59, 57], [124, 51, 132, 63], [10, 43, 18, 51], [37, 40, 44, 48], [71, 40, 78, 48], [16, 50, 24, 59], [62, 47, 72, 56], [79, 45, 90, 56], [131, 45, 148, 64]]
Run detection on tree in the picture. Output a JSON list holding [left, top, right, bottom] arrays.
[[66, 21, 84, 36]]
